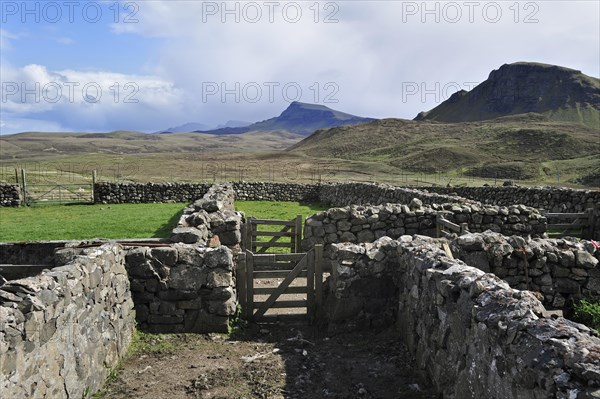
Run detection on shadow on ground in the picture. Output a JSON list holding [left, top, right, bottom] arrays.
[[98, 322, 438, 399]]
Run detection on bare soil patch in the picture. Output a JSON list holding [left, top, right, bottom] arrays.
[[99, 323, 437, 399]]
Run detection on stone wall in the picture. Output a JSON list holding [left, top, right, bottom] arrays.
[[451, 232, 600, 309], [317, 182, 476, 207], [426, 185, 600, 239], [233, 182, 319, 202], [427, 185, 600, 212], [0, 184, 20, 207], [0, 243, 135, 398], [325, 235, 600, 398], [125, 244, 236, 333], [94, 182, 211, 204], [0, 241, 71, 266], [170, 183, 243, 251], [302, 202, 547, 261], [92, 181, 319, 204]]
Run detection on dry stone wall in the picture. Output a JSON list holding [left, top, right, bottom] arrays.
[[94, 182, 211, 204], [302, 202, 547, 261], [325, 235, 600, 398], [0, 184, 20, 207], [0, 243, 135, 398], [317, 182, 477, 207], [451, 232, 600, 309], [233, 182, 318, 202], [427, 185, 600, 213], [125, 244, 236, 334], [426, 185, 600, 240], [92, 181, 319, 204], [170, 183, 244, 250]]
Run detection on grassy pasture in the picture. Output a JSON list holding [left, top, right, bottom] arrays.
[[0, 200, 328, 243], [0, 203, 186, 242]]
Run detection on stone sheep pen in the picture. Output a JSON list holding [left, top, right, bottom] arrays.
[[1, 181, 599, 398]]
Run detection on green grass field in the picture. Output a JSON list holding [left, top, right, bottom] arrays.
[[0, 203, 186, 242], [0, 201, 327, 242], [235, 200, 327, 221]]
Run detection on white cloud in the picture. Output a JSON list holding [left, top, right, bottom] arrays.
[[2, 1, 599, 132], [107, 0, 600, 124], [0, 64, 187, 134]]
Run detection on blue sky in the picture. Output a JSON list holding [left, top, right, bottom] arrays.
[[1, 0, 599, 134]]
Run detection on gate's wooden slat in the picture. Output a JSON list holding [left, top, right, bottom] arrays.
[[253, 286, 307, 295], [545, 213, 587, 219], [307, 248, 315, 322], [252, 231, 295, 237], [252, 241, 293, 248], [254, 262, 296, 271], [255, 314, 307, 323], [548, 223, 586, 229], [246, 251, 254, 319], [314, 245, 323, 317], [252, 253, 306, 262], [254, 270, 308, 279], [251, 219, 296, 226], [254, 300, 307, 309], [294, 215, 303, 253], [254, 255, 308, 319], [237, 253, 247, 317]]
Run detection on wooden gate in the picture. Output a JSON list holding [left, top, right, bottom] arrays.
[[545, 209, 596, 239], [237, 245, 323, 324], [242, 215, 303, 253], [436, 213, 469, 238]]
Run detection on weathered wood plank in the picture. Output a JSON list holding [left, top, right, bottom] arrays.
[[314, 244, 323, 317], [294, 214, 303, 253], [251, 219, 295, 226], [253, 262, 296, 271], [236, 253, 247, 317], [255, 313, 307, 323], [253, 270, 308, 279], [251, 231, 295, 237], [253, 241, 293, 248], [545, 213, 587, 219], [548, 223, 586, 229], [307, 247, 315, 322], [253, 286, 307, 295], [254, 300, 307, 309], [252, 253, 306, 262], [246, 251, 254, 319]]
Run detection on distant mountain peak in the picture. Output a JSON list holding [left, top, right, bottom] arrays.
[[415, 61, 600, 128], [196, 102, 375, 136]]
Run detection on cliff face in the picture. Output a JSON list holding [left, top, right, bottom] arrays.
[[415, 62, 600, 128]]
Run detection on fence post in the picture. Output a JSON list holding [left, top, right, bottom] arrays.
[[307, 248, 315, 324], [435, 213, 442, 238], [237, 252, 247, 318], [92, 170, 97, 204], [14, 168, 19, 185], [294, 214, 303, 253], [314, 244, 323, 321], [20, 169, 27, 206], [585, 208, 596, 240], [245, 250, 254, 320]]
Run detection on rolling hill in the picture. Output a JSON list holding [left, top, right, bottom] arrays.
[[288, 114, 600, 184], [415, 62, 600, 128], [289, 62, 600, 185]]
